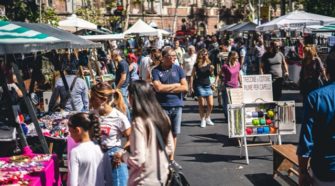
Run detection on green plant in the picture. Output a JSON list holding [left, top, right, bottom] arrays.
[[41, 7, 60, 26]]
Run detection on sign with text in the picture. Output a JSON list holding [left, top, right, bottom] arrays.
[[242, 75, 273, 103], [227, 88, 244, 104]]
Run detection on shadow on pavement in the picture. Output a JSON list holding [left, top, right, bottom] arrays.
[[179, 153, 272, 164], [182, 119, 227, 126], [245, 173, 281, 186], [182, 104, 224, 114], [189, 133, 239, 146]]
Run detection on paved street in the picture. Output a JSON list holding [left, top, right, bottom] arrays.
[[174, 90, 303, 186]]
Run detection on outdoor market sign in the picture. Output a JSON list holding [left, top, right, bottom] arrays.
[[241, 75, 273, 103]]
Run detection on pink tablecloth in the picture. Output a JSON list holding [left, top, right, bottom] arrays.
[[0, 154, 61, 186]]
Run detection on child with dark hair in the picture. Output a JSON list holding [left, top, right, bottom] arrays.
[[68, 113, 104, 186]]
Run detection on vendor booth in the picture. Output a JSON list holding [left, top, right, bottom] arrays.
[[256, 11, 335, 32], [227, 75, 296, 164], [0, 20, 102, 185]]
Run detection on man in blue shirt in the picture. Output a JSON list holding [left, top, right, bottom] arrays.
[[113, 49, 131, 119], [297, 50, 335, 185], [152, 48, 188, 161]]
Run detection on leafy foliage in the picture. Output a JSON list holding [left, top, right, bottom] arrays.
[[41, 7, 60, 26], [2, 0, 38, 22], [304, 0, 335, 17]]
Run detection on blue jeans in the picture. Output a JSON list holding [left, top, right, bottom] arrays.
[[221, 87, 229, 119], [106, 147, 128, 186], [163, 106, 182, 135], [120, 87, 131, 120]]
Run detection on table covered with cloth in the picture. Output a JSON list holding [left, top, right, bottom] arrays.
[[0, 154, 60, 186]]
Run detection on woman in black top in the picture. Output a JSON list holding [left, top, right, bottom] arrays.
[[190, 49, 215, 128]]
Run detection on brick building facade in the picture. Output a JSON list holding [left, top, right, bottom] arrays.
[[47, 0, 234, 35]]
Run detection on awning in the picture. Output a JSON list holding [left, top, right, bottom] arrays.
[[80, 34, 125, 41], [14, 22, 101, 48], [257, 11, 335, 32], [218, 23, 238, 32], [0, 21, 70, 54], [227, 22, 257, 32], [124, 19, 158, 36]]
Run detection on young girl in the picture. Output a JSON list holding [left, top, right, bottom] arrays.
[[68, 113, 104, 186], [90, 82, 131, 186]]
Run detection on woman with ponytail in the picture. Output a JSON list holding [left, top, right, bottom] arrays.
[[68, 112, 104, 186], [114, 80, 174, 186], [90, 82, 131, 186]]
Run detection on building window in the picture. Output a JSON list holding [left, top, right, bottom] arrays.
[[204, 0, 218, 7]]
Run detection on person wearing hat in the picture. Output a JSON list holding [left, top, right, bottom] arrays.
[[48, 65, 89, 112]]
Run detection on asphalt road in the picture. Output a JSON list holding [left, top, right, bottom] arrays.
[[174, 90, 303, 186]]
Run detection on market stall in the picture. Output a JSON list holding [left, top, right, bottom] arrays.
[[256, 11, 335, 32], [0, 154, 60, 186], [227, 75, 296, 164], [124, 19, 158, 36]]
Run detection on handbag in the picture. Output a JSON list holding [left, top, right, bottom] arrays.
[[155, 127, 190, 186]]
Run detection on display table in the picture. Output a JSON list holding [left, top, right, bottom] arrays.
[[0, 154, 60, 186]]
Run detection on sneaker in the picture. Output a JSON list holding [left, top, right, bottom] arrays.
[[200, 118, 206, 128], [206, 118, 214, 126], [170, 160, 182, 170]]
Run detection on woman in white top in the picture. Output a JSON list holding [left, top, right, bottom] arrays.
[[90, 82, 131, 186], [68, 113, 104, 186], [182, 45, 197, 97]]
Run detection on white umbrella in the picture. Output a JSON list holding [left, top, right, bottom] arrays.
[[257, 11, 335, 32], [58, 14, 97, 32], [124, 19, 158, 36]]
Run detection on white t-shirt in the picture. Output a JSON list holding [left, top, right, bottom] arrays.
[[99, 109, 131, 148], [183, 53, 197, 76], [139, 55, 152, 80], [70, 141, 104, 186]]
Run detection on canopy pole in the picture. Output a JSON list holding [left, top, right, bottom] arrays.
[[0, 58, 29, 150], [10, 59, 49, 154]]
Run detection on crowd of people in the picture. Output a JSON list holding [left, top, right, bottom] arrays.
[[2, 31, 335, 185]]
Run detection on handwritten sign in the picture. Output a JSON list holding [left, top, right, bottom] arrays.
[[242, 75, 273, 103], [227, 88, 243, 104]]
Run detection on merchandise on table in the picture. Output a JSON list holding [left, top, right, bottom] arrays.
[[26, 112, 78, 139], [0, 154, 52, 185]]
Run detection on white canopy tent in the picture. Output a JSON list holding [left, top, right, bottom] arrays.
[[256, 11, 335, 32], [157, 29, 171, 36], [124, 19, 158, 36], [59, 14, 97, 32]]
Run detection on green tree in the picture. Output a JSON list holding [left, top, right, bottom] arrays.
[[2, 0, 38, 22], [304, 0, 335, 17]]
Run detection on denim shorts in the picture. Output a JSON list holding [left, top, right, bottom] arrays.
[[195, 84, 213, 97], [163, 106, 182, 135], [106, 146, 128, 186]]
